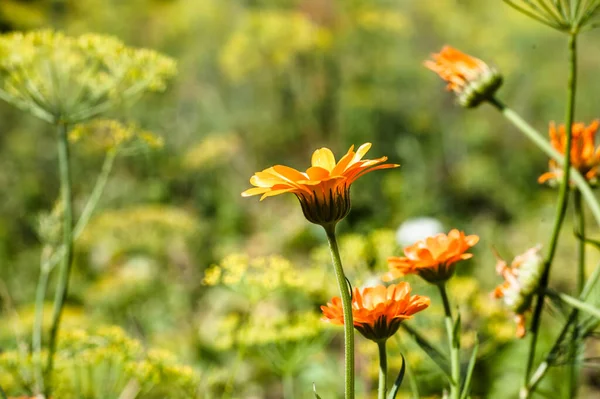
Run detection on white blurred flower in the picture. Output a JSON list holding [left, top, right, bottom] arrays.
[[396, 217, 444, 247]]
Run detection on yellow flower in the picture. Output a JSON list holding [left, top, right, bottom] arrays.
[[242, 143, 398, 226], [0, 30, 176, 123]]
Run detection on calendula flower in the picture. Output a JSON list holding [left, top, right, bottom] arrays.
[[321, 283, 430, 342], [242, 143, 398, 226], [492, 245, 544, 338], [425, 46, 502, 108], [538, 120, 600, 186], [386, 229, 479, 283]]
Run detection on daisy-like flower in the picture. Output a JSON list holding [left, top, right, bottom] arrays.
[[538, 120, 600, 186], [425, 46, 502, 108], [242, 143, 398, 226], [321, 283, 430, 342], [386, 229, 479, 284], [492, 245, 544, 338]]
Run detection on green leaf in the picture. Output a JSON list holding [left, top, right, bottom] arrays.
[[388, 353, 406, 399], [452, 312, 461, 349], [313, 383, 322, 399], [401, 323, 452, 379], [459, 336, 479, 399]]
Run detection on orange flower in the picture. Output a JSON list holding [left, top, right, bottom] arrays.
[[242, 143, 398, 226], [425, 46, 502, 108], [538, 120, 600, 186], [386, 229, 479, 283], [492, 245, 543, 338], [321, 283, 430, 342]]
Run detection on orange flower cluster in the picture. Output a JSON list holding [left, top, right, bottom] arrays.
[[492, 246, 544, 338], [538, 120, 600, 186], [387, 229, 479, 283], [242, 143, 398, 226], [425, 46, 502, 108], [321, 283, 430, 342]]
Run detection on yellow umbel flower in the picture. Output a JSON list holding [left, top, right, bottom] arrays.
[[0, 30, 177, 124]]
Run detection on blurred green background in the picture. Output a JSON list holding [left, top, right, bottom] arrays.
[[2, 0, 600, 397]]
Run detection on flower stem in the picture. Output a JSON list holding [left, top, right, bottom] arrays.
[[324, 224, 354, 399], [45, 121, 75, 395], [554, 291, 600, 319], [438, 283, 459, 399], [282, 372, 294, 399], [525, 259, 600, 394], [487, 99, 600, 227], [521, 32, 578, 399], [378, 341, 388, 399], [569, 188, 585, 398], [32, 149, 116, 395], [32, 248, 51, 394]]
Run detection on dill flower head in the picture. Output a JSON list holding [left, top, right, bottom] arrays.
[[425, 46, 502, 108], [492, 245, 544, 338], [321, 282, 430, 342], [538, 120, 600, 186], [69, 119, 164, 153], [386, 229, 479, 284], [242, 143, 398, 226], [0, 30, 177, 124]]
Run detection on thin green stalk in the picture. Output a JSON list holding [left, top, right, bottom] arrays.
[[324, 224, 354, 399], [45, 122, 75, 395], [42, 149, 117, 273], [378, 341, 387, 399], [282, 372, 294, 399], [0, 384, 7, 399], [487, 99, 600, 227], [554, 291, 600, 319], [32, 149, 116, 395], [569, 188, 585, 398], [438, 283, 459, 399], [32, 248, 52, 394], [521, 33, 578, 399], [526, 259, 600, 394]]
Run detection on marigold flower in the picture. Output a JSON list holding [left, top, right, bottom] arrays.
[[386, 229, 479, 283], [425, 46, 502, 108], [242, 143, 398, 226], [492, 245, 544, 338], [538, 120, 600, 186], [321, 283, 430, 342]]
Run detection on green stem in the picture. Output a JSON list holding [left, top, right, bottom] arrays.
[[324, 224, 354, 399], [378, 341, 387, 399], [399, 323, 451, 378], [438, 283, 459, 399], [32, 248, 51, 394], [32, 149, 116, 395], [569, 188, 585, 398], [526, 259, 600, 394], [45, 122, 74, 395], [521, 33, 578, 399], [555, 291, 600, 319], [43, 149, 117, 273], [282, 372, 294, 399], [487, 99, 600, 227]]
